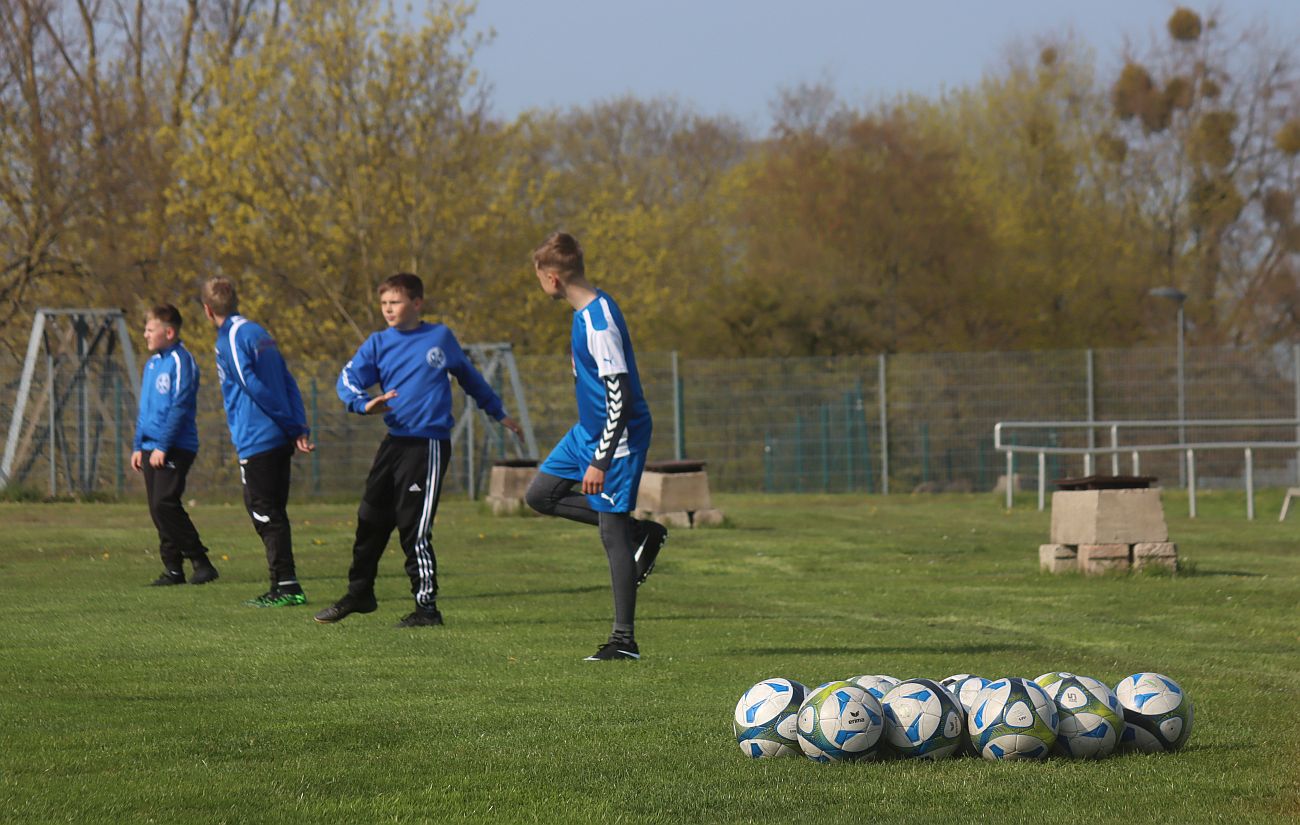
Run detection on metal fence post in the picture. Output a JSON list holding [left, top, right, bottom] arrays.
[[1086, 348, 1096, 456], [310, 378, 321, 495], [1245, 447, 1254, 520], [878, 354, 889, 495], [844, 392, 855, 491], [1294, 343, 1299, 484], [1187, 449, 1197, 518], [795, 413, 804, 493], [114, 373, 124, 496], [672, 351, 685, 460], [821, 404, 830, 492]]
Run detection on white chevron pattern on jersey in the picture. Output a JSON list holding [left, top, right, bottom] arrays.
[[593, 375, 624, 461]]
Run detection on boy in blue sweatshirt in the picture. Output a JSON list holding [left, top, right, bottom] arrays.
[[315, 273, 523, 627], [202, 277, 314, 608], [132, 304, 219, 587]]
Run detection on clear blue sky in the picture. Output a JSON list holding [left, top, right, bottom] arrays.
[[468, 0, 1300, 131]]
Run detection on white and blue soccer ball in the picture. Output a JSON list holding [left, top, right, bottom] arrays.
[[881, 678, 964, 759], [968, 677, 1059, 760], [1037, 672, 1123, 759], [848, 674, 900, 703], [944, 675, 992, 714], [796, 680, 885, 762], [1116, 672, 1194, 753], [733, 678, 807, 758]]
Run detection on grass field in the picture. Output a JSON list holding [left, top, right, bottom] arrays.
[[2, 490, 1298, 823]]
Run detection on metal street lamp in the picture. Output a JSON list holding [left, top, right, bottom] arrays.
[[1149, 287, 1187, 486]]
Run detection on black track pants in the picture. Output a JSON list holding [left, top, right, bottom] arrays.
[[240, 444, 297, 587], [347, 436, 450, 609], [142, 448, 209, 572]]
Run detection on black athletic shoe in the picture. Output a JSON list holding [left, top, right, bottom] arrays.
[[313, 593, 378, 624], [149, 571, 185, 586], [395, 608, 444, 628], [634, 521, 668, 586], [189, 561, 219, 585], [584, 639, 640, 661]]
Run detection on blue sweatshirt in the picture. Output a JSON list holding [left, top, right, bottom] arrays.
[[134, 340, 200, 454], [214, 315, 309, 460], [337, 322, 507, 439]]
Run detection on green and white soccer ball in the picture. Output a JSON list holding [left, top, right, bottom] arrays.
[[796, 680, 885, 762], [881, 678, 964, 759], [848, 674, 900, 702], [1037, 672, 1123, 759], [1116, 672, 1194, 753], [968, 677, 1058, 760], [733, 678, 807, 758]]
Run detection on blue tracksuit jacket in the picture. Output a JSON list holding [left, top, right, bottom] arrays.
[[134, 340, 200, 454], [337, 323, 506, 438], [213, 315, 309, 459]]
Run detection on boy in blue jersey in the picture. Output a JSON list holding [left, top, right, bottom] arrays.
[[202, 277, 314, 608], [316, 273, 523, 627], [131, 304, 219, 587], [524, 232, 668, 662]]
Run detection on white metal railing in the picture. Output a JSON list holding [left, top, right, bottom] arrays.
[[994, 419, 1300, 519]]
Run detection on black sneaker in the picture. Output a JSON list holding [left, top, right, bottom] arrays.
[[313, 593, 378, 624], [190, 561, 219, 585], [395, 608, 443, 628], [584, 639, 640, 661], [634, 521, 668, 586], [149, 571, 185, 586]]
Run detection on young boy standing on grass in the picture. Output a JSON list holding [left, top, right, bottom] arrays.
[[524, 232, 668, 662], [202, 277, 314, 608], [315, 273, 523, 628], [132, 304, 219, 587]]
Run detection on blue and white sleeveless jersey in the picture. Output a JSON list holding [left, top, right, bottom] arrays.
[[134, 340, 200, 454], [570, 290, 651, 457]]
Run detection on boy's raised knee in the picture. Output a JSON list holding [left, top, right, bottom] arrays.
[[524, 475, 554, 515]]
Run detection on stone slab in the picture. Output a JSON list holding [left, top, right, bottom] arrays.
[[692, 508, 726, 527], [488, 465, 537, 500], [1050, 488, 1168, 545], [1134, 541, 1178, 571], [1078, 543, 1132, 575], [1039, 543, 1077, 573], [655, 510, 693, 529], [638, 470, 712, 513], [487, 496, 532, 516]]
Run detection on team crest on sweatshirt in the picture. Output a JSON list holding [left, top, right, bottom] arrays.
[[155, 372, 171, 394], [425, 346, 446, 370]]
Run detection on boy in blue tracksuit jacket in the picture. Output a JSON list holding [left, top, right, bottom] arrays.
[[203, 277, 314, 608], [314, 273, 523, 628], [131, 304, 218, 587]]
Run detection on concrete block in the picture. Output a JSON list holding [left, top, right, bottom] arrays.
[[488, 465, 537, 500], [656, 511, 693, 529], [638, 471, 712, 513], [1078, 543, 1132, 575], [1050, 489, 1168, 545], [1039, 543, 1078, 573], [692, 508, 725, 527], [487, 496, 531, 516], [1134, 542, 1178, 571], [993, 473, 1023, 494]]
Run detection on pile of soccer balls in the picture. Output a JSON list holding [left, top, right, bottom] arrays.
[[733, 671, 1193, 762]]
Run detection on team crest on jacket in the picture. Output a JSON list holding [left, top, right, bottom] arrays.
[[425, 346, 446, 370], [155, 372, 171, 394]]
